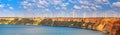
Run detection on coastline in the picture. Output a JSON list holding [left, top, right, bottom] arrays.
[[0, 17, 120, 35]]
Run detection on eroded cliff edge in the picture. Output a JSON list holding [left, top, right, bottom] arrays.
[[0, 17, 120, 35]]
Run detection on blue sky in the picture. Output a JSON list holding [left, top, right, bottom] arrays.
[[0, 0, 120, 17]]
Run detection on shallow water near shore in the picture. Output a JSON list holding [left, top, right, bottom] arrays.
[[0, 24, 106, 35]]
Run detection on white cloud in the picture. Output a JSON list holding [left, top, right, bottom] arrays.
[[45, 9, 49, 11], [102, 0, 108, 3], [61, 3, 69, 7], [21, 0, 103, 12], [9, 7, 14, 10], [74, 5, 99, 11], [113, 2, 120, 7], [55, 7, 60, 10], [74, 5, 81, 9], [38, 0, 48, 5], [68, 0, 78, 4], [21, 0, 49, 9], [21, 0, 32, 9], [61, 7, 67, 10], [102, 0, 110, 4], [95, 0, 102, 3], [53, 6, 60, 10], [95, 5, 102, 8], [23, 6, 27, 9], [37, 5, 44, 8], [79, 1, 89, 5], [90, 6, 97, 11], [81, 5, 89, 9], [52, 0, 62, 5], [27, 3, 32, 6], [95, 0, 110, 4], [0, 4, 4, 8], [32, 0, 36, 2], [21, 1, 28, 5]]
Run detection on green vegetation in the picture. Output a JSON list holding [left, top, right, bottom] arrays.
[[0, 18, 44, 25]]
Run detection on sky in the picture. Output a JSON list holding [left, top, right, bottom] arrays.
[[0, 0, 120, 18]]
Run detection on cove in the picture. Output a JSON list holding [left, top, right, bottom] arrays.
[[0, 24, 106, 35]]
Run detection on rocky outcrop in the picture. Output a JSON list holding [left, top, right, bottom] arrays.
[[0, 17, 120, 35], [40, 18, 120, 35]]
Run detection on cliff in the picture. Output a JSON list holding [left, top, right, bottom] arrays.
[[0, 17, 120, 35]]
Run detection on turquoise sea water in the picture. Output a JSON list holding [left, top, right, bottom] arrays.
[[0, 24, 106, 35]]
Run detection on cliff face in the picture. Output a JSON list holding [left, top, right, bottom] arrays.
[[0, 17, 120, 35], [41, 18, 120, 33], [41, 18, 120, 35]]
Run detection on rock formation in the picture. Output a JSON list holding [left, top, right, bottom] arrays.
[[0, 17, 120, 35]]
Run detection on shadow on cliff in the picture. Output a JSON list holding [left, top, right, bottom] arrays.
[[40, 19, 95, 30]]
